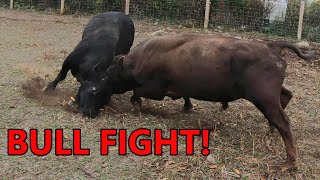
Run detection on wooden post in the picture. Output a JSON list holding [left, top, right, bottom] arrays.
[[125, 0, 130, 15], [204, 0, 211, 29], [10, 0, 13, 9], [60, 0, 65, 14], [297, 0, 305, 40]]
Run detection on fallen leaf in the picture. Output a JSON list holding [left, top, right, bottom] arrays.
[[234, 168, 241, 175], [165, 160, 175, 167], [209, 165, 218, 169], [178, 166, 186, 171]]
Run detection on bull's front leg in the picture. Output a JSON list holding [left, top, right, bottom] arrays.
[[130, 79, 167, 113], [130, 95, 142, 113], [42, 59, 71, 92], [269, 86, 293, 134], [183, 97, 193, 112]]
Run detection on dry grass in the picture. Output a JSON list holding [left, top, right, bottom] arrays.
[[0, 8, 319, 179]]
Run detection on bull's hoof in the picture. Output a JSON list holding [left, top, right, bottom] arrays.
[[41, 85, 49, 92], [221, 102, 229, 110], [281, 160, 298, 172], [182, 106, 194, 113], [42, 83, 55, 92], [131, 107, 142, 117], [131, 102, 142, 114]]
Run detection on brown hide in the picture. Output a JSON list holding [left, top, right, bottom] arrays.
[[107, 34, 313, 170], [123, 34, 285, 102]]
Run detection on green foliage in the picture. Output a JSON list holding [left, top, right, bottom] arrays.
[[265, 0, 320, 42], [304, 1, 320, 42], [264, 0, 300, 37], [12, 0, 59, 10], [66, 0, 123, 14], [283, 0, 300, 35], [209, 0, 272, 31], [0, 0, 9, 8], [3, 0, 319, 42], [132, 0, 206, 27], [306, 1, 320, 22]]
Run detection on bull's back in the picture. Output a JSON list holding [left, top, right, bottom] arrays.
[[128, 34, 286, 101], [167, 38, 238, 99], [134, 35, 237, 75], [68, 12, 134, 77], [81, 12, 134, 53], [128, 35, 238, 98]]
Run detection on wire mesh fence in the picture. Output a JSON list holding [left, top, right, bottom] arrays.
[[2, 0, 59, 10], [0, 0, 319, 43], [0, 0, 10, 8], [64, 0, 125, 14], [129, 0, 206, 27]]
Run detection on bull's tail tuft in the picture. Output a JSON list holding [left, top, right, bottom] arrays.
[[267, 41, 315, 60]]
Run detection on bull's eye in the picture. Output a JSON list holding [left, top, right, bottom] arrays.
[[92, 87, 97, 92]]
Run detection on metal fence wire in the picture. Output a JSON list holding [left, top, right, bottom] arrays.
[[2, 0, 59, 10], [65, 0, 125, 14], [1, 0, 319, 43], [0, 0, 9, 8], [129, 0, 206, 27]]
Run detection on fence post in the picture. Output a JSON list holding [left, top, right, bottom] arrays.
[[204, 0, 211, 29], [125, 0, 130, 15], [297, 0, 305, 41], [10, 0, 13, 9], [60, 0, 65, 14]]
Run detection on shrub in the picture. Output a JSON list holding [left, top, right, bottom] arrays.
[[65, 0, 124, 15], [13, 0, 59, 10], [304, 1, 320, 42], [209, 0, 272, 31], [131, 0, 206, 27]]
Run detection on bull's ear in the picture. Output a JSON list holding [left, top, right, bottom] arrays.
[[113, 55, 125, 66], [115, 56, 125, 67], [93, 57, 106, 73], [113, 55, 124, 61]]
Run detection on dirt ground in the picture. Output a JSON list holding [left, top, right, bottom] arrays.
[[0, 9, 319, 179]]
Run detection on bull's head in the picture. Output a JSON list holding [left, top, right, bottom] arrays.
[[76, 59, 113, 118], [75, 55, 126, 118]]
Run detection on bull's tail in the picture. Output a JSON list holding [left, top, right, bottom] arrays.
[[267, 41, 314, 60]]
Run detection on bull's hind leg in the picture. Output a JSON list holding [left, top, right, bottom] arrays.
[[269, 86, 293, 133], [42, 60, 70, 92], [280, 86, 293, 110], [250, 95, 297, 171], [221, 102, 229, 110], [183, 97, 193, 112], [130, 95, 142, 112]]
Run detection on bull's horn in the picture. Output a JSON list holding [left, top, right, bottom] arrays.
[[68, 99, 75, 108]]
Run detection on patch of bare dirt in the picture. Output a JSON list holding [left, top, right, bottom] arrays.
[[21, 76, 76, 111]]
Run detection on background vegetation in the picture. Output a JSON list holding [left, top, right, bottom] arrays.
[[0, 0, 319, 42]]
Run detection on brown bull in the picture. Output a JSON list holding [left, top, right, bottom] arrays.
[[103, 34, 314, 170]]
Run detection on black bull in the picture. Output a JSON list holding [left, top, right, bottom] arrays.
[[43, 12, 135, 118], [103, 34, 314, 170]]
